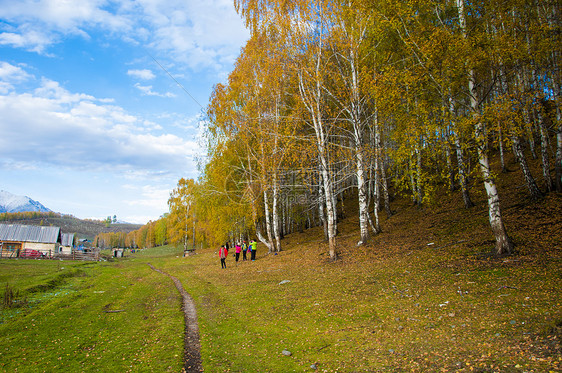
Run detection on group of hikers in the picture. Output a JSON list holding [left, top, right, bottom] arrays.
[[218, 239, 257, 269]]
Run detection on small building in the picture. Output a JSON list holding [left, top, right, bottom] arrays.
[[0, 224, 62, 258], [60, 233, 75, 255]]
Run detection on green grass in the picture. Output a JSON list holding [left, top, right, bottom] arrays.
[[163, 240, 560, 372], [1, 191, 560, 372], [0, 255, 184, 372]]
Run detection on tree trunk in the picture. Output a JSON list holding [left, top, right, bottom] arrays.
[[512, 135, 544, 200], [554, 79, 562, 192], [297, 27, 338, 258], [318, 174, 328, 240], [356, 148, 370, 244], [449, 96, 474, 208], [537, 108, 553, 192], [409, 154, 417, 205], [272, 173, 282, 252], [446, 141, 456, 191], [263, 189, 275, 253], [372, 110, 382, 233], [380, 154, 392, 217], [322, 160, 337, 258], [183, 204, 190, 253], [527, 123, 538, 160], [477, 119, 513, 256], [498, 122, 507, 173], [246, 149, 272, 252], [411, 146, 423, 206], [191, 215, 196, 249], [455, 137, 475, 208], [372, 153, 381, 234], [557, 118, 562, 192], [457, 0, 512, 256]]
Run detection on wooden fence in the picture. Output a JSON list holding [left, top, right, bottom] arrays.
[[54, 250, 100, 261], [0, 247, 100, 261]]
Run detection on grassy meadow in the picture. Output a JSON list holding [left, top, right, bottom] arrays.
[[1, 191, 561, 372], [0, 249, 184, 372]]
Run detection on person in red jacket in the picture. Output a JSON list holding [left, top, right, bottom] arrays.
[[219, 245, 228, 269], [235, 243, 242, 263]]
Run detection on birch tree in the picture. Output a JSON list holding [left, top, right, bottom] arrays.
[[455, 0, 513, 255], [168, 178, 195, 253]]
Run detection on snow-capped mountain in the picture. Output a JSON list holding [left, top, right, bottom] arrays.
[[0, 190, 51, 213]]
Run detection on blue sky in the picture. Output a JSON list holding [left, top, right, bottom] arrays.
[[0, 0, 249, 224]]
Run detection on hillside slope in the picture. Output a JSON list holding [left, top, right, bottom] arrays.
[[0, 214, 141, 241], [162, 151, 561, 372]]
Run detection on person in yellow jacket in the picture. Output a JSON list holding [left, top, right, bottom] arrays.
[[250, 239, 257, 261], [242, 241, 248, 261]]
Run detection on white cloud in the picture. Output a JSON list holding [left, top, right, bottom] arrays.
[[127, 184, 170, 208], [134, 83, 176, 98], [0, 25, 56, 54], [0, 61, 32, 83], [0, 0, 132, 33], [0, 0, 248, 224], [0, 0, 132, 53], [0, 62, 33, 93], [0, 0, 248, 71], [0, 68, 195, 176], [127, 69, 155, 80], [34, 78, 96, 103]]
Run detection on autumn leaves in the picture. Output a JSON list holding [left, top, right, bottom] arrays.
[[173, 1, 560, 257]]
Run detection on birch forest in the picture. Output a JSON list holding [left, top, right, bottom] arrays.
[[160, 0, 560, 259]]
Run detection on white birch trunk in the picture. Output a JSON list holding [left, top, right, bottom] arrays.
[[347, 37, 369, 245], [263, 189, 274, 253], [457, 0, 512, 255], [297, 52, 337, 259], [512, 135, 544, 200], [246, 149, 270, 251], [380, 154, 392, 217], [537, 109, 553, 192], [322, 153, 337, 258], [409, 154, 417, 204], [498, 122, 507, 173], [356, 148, 369, 244], [416, 145, 422, 205], [454, 136, 474, 208], [372, 153, 381, 234], [192, 214, 196, 249], [183, 202, 191, 253], [372, 110, 382, 233], [446, 141, 455, 191], [272, 172, 281, 252], [318, 172, 328, 240], [543, 0, 562, 191]]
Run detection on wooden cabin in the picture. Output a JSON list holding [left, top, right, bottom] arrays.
[[60, 233, 75, 255], [0, 224, 62, 258]]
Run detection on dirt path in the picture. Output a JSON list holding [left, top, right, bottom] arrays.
[[148, 264, 203, 372]]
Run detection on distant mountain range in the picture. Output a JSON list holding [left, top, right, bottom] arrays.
[[0, 190, 51, 214], [0, 190, 141, 240]]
